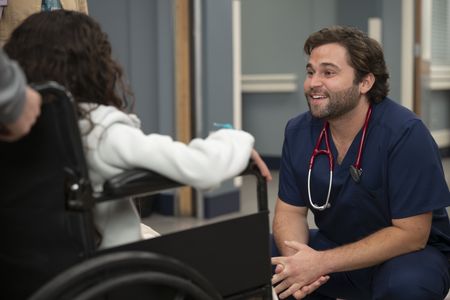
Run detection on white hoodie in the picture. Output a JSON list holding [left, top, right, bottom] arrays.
[[78, 104, 254, 248]]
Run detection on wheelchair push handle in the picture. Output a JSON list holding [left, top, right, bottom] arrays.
[[30, 81, 74, 100]]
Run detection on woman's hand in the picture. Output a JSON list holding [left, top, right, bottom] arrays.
[[251, 149, 272, 182]]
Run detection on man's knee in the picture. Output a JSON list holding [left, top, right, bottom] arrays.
[[373, 247, 449, 300], [375, 270, 444, 299]]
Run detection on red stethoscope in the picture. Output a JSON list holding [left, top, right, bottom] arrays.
[[307, 106, 372, 211]]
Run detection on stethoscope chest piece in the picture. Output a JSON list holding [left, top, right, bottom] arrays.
[[349, 165, 362, 183]]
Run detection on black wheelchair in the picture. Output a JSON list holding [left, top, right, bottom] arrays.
[[0, 82, 273, 300]]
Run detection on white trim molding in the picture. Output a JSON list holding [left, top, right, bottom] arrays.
[[232, 0, 243, 187], [401, 0, 414, 110], [432, 129, 450, 148], [241, 73, 298, 93], [427, 65, 450, 90], [368, 17, 382, 44]]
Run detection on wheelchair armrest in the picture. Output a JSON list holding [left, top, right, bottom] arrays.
[[97, 169, 183, 201], [96, 161, 268, 212]]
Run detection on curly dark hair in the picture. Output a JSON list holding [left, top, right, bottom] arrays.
[[304, 25, 389, 103], [4, 9, 132, 110]]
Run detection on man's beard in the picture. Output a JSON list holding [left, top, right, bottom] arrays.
[[306, 84, 360, 120]]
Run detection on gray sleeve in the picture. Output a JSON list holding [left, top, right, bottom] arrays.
[[0, 49, 27, 124]]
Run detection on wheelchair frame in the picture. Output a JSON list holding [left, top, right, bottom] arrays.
[[27, 82, 273, 300]]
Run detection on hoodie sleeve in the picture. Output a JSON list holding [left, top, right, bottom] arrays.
[[0, 49, 26, 124], [96, 124, 254, 190]]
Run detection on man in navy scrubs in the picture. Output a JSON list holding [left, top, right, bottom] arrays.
[[271, 25, 450, 300]]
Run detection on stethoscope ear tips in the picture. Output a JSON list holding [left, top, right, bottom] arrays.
[[349, 165, 362, 183]]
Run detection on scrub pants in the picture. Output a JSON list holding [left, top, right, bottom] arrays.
[[271, 230, 450, 300]]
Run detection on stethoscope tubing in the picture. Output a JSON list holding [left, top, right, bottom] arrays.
[[307, 168, 332, 210], [307, 105, 372, 211], [354, 106, 372, 170]]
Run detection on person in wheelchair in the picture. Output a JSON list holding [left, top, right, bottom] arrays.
[[4, 9, 271, 262]]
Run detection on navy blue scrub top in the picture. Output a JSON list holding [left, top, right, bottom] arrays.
[[278, 98, 450, 255]]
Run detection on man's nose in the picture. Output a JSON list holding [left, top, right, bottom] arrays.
[[308, 73, 323, 88]]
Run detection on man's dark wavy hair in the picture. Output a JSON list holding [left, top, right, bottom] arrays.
[[304, 25, 390, 103], [4, 9, 133, 111]]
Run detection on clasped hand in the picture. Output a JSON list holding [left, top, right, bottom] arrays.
[[271, 241, 329, 299]]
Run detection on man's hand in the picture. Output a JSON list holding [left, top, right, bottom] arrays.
[[276, 274, 329, 299], [0, 87, 41, 142], [272, 241, 329, 299]]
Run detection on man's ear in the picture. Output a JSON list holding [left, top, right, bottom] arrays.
[[359, 73, 375, 94]]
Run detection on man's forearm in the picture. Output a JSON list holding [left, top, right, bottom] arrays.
[[318, 213, 432, 275], [273, 200, 310, 256]]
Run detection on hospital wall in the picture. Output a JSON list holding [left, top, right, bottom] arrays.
[[89, 0, 175, 136], [88, 0, 237, 140]]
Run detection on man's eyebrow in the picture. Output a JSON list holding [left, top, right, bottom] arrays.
[[321, 62, 340, 69], [306, 62, 340, 69]]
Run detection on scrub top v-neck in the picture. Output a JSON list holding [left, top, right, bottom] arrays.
[[278, 97, 450, 254]]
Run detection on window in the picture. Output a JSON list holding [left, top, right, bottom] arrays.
[[422, 0, 450, 89]]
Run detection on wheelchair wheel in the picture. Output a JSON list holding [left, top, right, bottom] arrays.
[[29, 251, 222, 300]]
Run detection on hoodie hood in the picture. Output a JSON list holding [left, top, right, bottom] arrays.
[[78, 103, 140, 190]]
